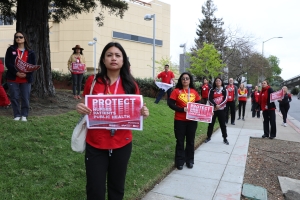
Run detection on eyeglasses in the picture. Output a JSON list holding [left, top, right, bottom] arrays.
[[15, 36, 24, 39], [181, 77, 190, 81]]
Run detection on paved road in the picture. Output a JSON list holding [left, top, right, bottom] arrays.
[[275, 96, 300, 122]]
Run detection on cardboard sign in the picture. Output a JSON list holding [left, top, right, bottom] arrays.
[[71, 63, 85, 73], [85, 95, 143, 130], [15, 57, 40, 73], [186, 102, 214, 123], [270, 89, 284, 102]]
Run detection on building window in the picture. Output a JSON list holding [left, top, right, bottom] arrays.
[[0, 16, 13, 25], [112, 31, 163, 46]]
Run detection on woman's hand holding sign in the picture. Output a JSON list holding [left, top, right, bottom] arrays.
[[141, 103, 149, 119], [76, 102, 91, 115]]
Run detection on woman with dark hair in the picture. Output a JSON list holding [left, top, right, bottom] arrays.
[[168, 72, 201, 170], [200, 77, 211, 104], [259, 80, 276, 139], [68, 45, 86, 99], [278, 86, 291, 127], [251, 86, 260, 118], [237, 83, 248, 121], [75, 42, 149, 200], [5, 31, 36, 121], [205, 77, 229, 145]]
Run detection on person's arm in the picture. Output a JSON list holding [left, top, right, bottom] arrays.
[[67, 55, 73, 71], [168, 99, 185, 112], [219, 89, 228, 107], [208, 89, 217, 107], [5, 47, 18, 75]]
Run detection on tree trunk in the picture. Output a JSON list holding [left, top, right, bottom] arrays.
[[16, 0, 55, 98]]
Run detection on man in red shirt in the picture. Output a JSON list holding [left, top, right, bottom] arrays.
[[154, 64, 175, 104], [225, 78, 238, 125], [200, 77, 211, 104]]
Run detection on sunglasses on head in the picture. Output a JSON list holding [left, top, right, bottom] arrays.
[[15, 36, 24, 39], [181, 77, 190, 81]]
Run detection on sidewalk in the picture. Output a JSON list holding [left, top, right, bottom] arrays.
[[142, 99, 300, 200]]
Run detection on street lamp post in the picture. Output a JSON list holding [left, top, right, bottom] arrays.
[[144, 14, 156, 79], [180, 43, 186, 72], [88, 37, 97, 74]]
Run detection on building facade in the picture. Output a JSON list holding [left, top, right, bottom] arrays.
[[0, 0, 170, 78]]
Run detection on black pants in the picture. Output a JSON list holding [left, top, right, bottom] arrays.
[[72, 74, 84, 95], [252, 102, 260, 118], [238, 101, 246, 118], [207, 109, 227, 139], [85, 142, 132, 200], [174, 120, 198, 167], [280, 104, 290, 123], [154, 88, 172, 104], [225, 101, 236, 123], [262, 110, 276, 137]]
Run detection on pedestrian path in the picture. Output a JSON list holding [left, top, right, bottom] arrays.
[[143, 100, 300, 200]]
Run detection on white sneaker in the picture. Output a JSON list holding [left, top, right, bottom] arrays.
[[13, 117, 21, 121], [21, 116, 27, 122], [281, 122, 285, 126], [283, 123, 287, 127]]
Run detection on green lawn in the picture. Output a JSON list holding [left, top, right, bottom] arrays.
[[0, 97, 215, 200]]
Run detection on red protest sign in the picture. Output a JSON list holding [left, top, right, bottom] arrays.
[[270, 89, 284, 102], [186, 102, 214, 123], [85, 95, 143, 130], [15, 57, 40, 73], [71, 63, 85, 73]]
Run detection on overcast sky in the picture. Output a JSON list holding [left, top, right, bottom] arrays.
[[146, 0, 300, 80]]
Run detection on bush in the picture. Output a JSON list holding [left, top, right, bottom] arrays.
[[135, 77, 158, 98], [291, 87, 299, 95]]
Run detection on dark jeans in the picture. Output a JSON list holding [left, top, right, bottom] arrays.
[[154, 88, 172, 104], [85, 142, 132, 200], [280, 104, 290, 123], [252, 102, 260, 118], [262, 110, 276, 137], [72, 74, 83, 95], [238, 101, 246, 118], [7, 82, 31, 118], [207, 109, 227, 139], [174, 120, 198, 167], [225, 101, 236, 123]]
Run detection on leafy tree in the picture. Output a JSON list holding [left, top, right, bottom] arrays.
[[187, 43, 224, 81], [194, 0, 226, 52], [268, 55, 281, 76], [0, 0, 128, 97]]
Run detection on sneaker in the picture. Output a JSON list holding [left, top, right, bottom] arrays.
[[204, 138, 211, 143], [262, 135, 268, 138], [283, 123, 287, 127], [281, 122, 285, 126], [13, 117, 21, 121], [223, 139, 229, 145], [237, 117, 241, 120], [242, 118, 245, 121], [21, 116, 27, 122]]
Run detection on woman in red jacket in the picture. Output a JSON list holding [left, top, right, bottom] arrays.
[[237, 83, 248, 121], [251, 86, 260, 118], [259, 80, 276, 139], [0, 60, 11, 108]]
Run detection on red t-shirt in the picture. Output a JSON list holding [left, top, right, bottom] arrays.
[[226, 85, 235, 102], [201, 84, 210, 98], [9, 49, 28, 83], [83, 75, 140, 150], [157, 71, 175, 84], [170, 88, 201, 121], [238, 89, 248, 101], [253, 91, 260, 103]]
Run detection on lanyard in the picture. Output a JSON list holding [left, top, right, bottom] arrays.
[[107, 76, 120, 95], [17, 49, 25, 59], [183, 88, 190, 102]]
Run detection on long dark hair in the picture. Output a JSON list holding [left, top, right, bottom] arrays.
[[212, 77, 225, 89], [96, 42, 136, 94], [13, 31, 31, 50], [72, 49, 83, 55], [175, 72, 196, 89]]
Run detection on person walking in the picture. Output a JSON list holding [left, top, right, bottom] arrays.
[[225, 78, 238, 125], [68, 45, 86, 100], [154, 64, 175, 104], [278, 86, 292, 127], [168, 72, 201, 170], [200, 77, 211, 104], [5, 31, 36, 121], [0, 59, 11, 108], [237, 83, 248, 121], [205, 77, 229, 145], [259, 80, 276, 139], [251, 86, 260, 118], [75, 42, 149, 200]]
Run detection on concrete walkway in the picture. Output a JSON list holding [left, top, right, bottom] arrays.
[[143, 99, 300, 200]]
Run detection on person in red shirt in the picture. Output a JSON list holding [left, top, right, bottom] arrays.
[[225, 78, 238, 125], [76, 42, 149, 200], [0, 59, 11, 108], [259, 80, 276, 139], [205, 77, 229, 145], [154, 64, 175, 104], [200, 77, 211, 104], [237, 83, 248, 121], [251, 86, 260, 118], [168, 72, 201, 170]]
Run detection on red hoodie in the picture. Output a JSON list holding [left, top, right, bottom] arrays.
[[259, 85, 275, 111]]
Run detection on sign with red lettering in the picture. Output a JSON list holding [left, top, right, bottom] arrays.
[[186, 102, 214, 123], [15, 57, 40, 73], [85, 95, 143, 130], [71, 63, 85, 73], [270, 89, 284, 102]]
